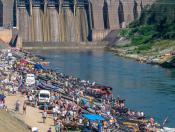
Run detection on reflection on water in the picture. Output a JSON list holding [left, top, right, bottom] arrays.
[[33, 50, 175, 127]]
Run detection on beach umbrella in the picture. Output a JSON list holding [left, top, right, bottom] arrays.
[[34, 64, 44, 70], [81, 114, 105, 121]]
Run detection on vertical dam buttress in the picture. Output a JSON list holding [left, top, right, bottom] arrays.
[[1, 0, 156, 45]]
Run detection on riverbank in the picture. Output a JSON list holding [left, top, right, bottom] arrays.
[[107, 40, 175, 66], [0, 48, 174, 131], [31, 49, 175, 127]]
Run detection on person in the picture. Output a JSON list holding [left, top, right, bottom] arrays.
[[89, 96, 93, 106], [47, 127, 52, 132], [52, 106, 57, 125], [44, 101, 48, 111], [29, 95, 32, 102], [83, 118, 88, 127], [150, 117, 154, 126], [73, 97, 75, 102], [92, 81, 95, 86], [55, 122, 59, 132], [23, 102, 26, 114], [76, 97, 80, 105], [98, 122, 103, 132], [140, 111, 144, 117], [33, 95, 38, 107], [137, 111, 141, 117], [120, 101, 125, 108], [32, 127, 38, 132], [15, 100, 20, 112], [65, 81, 68, 87], [0, 100, 3, 109], [111, 98, 115, 108], [55, 121, 62, 132], [42, 110, 47, 123], [79, 118, 82, 124]]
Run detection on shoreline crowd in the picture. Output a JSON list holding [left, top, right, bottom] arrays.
[[0, 48, 172, 132]]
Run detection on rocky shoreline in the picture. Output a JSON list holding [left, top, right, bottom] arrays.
[[108, 47, 174, 67]]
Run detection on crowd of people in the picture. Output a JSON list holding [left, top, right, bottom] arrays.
[[0, 48, 163, 132]]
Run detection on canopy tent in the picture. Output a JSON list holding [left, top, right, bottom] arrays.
[[34, 63, 44, 70], [81, 114, 105, 121], [20, 59, 28, 65], [0, 94, 6, 100]]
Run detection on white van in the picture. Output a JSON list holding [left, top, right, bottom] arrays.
[[38, 90, 50, 104], [26, 74, 35, 86]]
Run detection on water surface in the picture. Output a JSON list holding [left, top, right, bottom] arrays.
[[33, 50, 175, 127]]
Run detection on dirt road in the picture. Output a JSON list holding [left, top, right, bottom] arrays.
[[6, 94, 55, 132]]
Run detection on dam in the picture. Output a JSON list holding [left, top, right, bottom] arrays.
[[0, 0, 155, 46]]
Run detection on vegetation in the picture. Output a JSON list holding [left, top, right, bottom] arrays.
[[119, 0, 175, 47]]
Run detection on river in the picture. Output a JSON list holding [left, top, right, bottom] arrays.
[[33, 50, 175, 127]]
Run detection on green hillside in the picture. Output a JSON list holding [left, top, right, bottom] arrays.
[[109, 0, 175, 64], [119, 0, 175, 51]]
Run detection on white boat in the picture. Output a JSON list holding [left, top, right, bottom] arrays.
[[158, 127, 175, 132]]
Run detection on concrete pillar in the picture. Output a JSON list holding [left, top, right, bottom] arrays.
[[73, 0, 77, 16], [16, 0, 19, 29], [134, 0, 142, 19], [122, 0, 135, 26], [29, 0, 32, 16], [2, 0, 14, 28], [106, 0, 120, 29], [90, 0, 105, 30], [44, 0, 47, 13], [59, 0, 62, 13], [88, 0, 92, 29]]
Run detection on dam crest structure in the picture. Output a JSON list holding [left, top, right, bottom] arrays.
[[1, 0, 155, 46]]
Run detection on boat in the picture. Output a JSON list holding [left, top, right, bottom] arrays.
[[40, 61, 50, 66], [85, 85, 112, 99], [162, 127, 175, 132], [92, 85, 112, 94], [37, 81, 59, 92], [160, 56, 175, 68]]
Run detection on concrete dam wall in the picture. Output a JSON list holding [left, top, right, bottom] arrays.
[[17, 0, 90, 43], [13, 0, 155, 44]]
